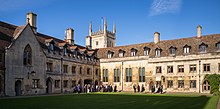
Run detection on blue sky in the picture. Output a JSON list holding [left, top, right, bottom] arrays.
[[1, 0, 220, 46]]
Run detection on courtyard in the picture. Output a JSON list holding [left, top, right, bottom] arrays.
[[0, 93, 219, 109]]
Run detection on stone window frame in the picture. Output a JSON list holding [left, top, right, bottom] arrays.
[[23, 44, 32, 65], [103, 69, 108, 82], [167, 80, 173, 88], [72, 66, 76, 75], [46, 62, 53, 72], [190, 80, 196, 88], [55, 80, 60, 88], [178, 80, 184, 88], [114, 68, 120, 82], [32, 79, 40, 89], [138, 67, 145, 82], [125, 68, 132, 82], [178, 65, 184, 73], [63, 65, 68, 73], [167, 66, 173, 73], [189, 64, 197, 73], [156, 66, 162, 73], [203, 64, 210, 72]]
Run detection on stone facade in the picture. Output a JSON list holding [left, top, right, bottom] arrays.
[[0, 49, 5, 96], [98, 31, 220, 93], [5, 24, 46, 96], [0, 12, 100, 96]]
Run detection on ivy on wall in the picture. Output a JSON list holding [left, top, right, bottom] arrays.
[[204, 74, 220, 95]]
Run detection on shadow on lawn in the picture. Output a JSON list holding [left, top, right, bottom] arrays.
[[86, 93, 211, 109], [0, 93, 213, 109]]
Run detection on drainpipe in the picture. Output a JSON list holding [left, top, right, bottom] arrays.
[[3, 49, 6, 96], [121, 61, 124, 91], [199, 60, 201, 93], [61, 57, 63, 93]]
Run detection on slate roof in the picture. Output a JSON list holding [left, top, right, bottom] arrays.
[[97, 34, 220, 59], [0, 21, 98, 59]]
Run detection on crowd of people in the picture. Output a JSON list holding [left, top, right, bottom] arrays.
[[72, 83, 163, 94], [132, 84, 145, 93], [72, 84, 118, 94]]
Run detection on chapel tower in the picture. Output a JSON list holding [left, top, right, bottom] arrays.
[[86, 18, 116, 49]]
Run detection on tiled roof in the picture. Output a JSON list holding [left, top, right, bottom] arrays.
[[97, 34, 220, 59], [0, 21, 99, 60]]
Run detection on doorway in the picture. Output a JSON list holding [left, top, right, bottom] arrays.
[[15, 80, 22, 96], [46, 77, 52, 94]]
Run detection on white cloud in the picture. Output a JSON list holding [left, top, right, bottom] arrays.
[[149, 0, 182, 16]]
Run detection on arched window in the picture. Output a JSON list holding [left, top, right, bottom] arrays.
[[203, 80, 210, 91], [23, 44, 32, 65]]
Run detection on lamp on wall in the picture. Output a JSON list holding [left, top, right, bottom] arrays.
[[28, 71, 36, 79]]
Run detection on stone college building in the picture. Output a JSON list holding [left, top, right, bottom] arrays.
[[0, 12, 220, 96]]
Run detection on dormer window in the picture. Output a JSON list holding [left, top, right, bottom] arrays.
[[155, 48, 162, 57], [107, 51, 114, 58], [47, 40, 55, 52], [64, 47, 67, 55], [199, 43, 207, 53], [144, 47, 150, 56], [119, 49, 125, 57], [169, 46, 176, 55], [50, 44, 54, 51], [62, 44, 68, 56], [216, 42, 220, 51], [131, 48, 137, 57], [183, 45, 191, 54]]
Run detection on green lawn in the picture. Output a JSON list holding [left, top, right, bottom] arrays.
[[0, 93, 219, 109]]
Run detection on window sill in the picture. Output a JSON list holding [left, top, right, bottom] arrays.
[[189, 72, 197, 73]]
